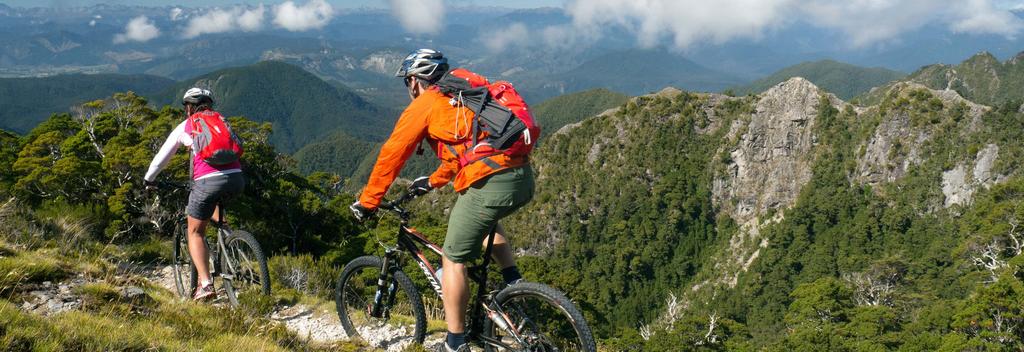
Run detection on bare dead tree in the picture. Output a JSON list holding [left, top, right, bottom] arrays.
[[1008, 218, 1022, 257], [971, 239, 1007, 283], [700, 312, 720, 346], [71, 101, 106, 158], [664, 292, 682, 330], [845, 271, 899, 307], [638, 323, 652, 341]]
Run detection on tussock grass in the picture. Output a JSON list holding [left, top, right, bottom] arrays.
[[0, 250, 67, 295], [204, 334, 291, 351]]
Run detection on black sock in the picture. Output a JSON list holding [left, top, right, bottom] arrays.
[[501, 266, 522, 284], [446, 331, 466, 349]]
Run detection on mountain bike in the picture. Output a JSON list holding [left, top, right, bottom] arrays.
[[335, 191, 596, 351], [156, 181, 271, 306]]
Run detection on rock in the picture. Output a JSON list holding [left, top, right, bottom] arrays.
[[122, 286, 145, 299], [714, 77, 826, 225], [973, 144, 999, 186], [271, 305, 310, 320], [272, 304, 348, 345], [943, 165, 974, 207]]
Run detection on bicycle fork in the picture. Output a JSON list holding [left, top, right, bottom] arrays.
[[370, 252, 398, 319]]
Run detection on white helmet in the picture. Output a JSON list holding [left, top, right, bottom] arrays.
[[182, 87, 213, 106], [395, 49, 449, 83]]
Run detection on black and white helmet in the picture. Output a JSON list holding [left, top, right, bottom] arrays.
[[182, 87, 213, 106], [395, 49, 449, 83]]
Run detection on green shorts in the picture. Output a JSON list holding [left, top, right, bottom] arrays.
[[444, 166, 534, 263]]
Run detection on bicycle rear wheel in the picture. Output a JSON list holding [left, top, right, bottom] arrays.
[[335, 255, 426, 347], [171, 224, 197, 298], [221, 229, 271, 306], [483, 282, 596, 352]]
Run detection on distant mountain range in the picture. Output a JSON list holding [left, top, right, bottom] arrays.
[[0, 60, 389, 155], [735, 60, 905, 100]]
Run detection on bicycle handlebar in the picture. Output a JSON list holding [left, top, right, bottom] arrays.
[[377, 190, 420, 220]]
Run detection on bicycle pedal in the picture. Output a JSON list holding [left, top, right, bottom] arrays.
[[220, 274, 234, 280]]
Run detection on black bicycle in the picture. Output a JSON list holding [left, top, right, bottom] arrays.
[[156, 181, 270, 306], [335, 191, 596, 351]]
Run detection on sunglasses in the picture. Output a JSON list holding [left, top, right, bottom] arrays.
[[404, 76, 415, 88]]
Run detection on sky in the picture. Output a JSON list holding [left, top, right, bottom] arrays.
[[0, 0, 562, 8], [9, 0, 1024, 53]]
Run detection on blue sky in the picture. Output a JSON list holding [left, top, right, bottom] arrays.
[[1, 0, 563, 8]]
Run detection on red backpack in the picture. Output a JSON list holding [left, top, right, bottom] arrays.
[[435, 68, 540, 166], [188, 110, 244, 165]]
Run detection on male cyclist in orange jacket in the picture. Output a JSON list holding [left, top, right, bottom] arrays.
[[350, 49, 534, 352]]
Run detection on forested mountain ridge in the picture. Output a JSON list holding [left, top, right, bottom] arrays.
[[499, 75, 1024, 349], [860, 50, 1024, 106], [161, 60, 390, 153], [0, 73, 175, 133]]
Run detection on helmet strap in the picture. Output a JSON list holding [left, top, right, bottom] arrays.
[[407, 77, 424, 100]]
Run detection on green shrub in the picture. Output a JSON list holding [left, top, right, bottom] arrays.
[[268, 254, 340, 299]]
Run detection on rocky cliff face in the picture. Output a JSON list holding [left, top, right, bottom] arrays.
[[856, 82, 990, 187], [705, 78, 836, 288], [653, 77, 1005, 330]]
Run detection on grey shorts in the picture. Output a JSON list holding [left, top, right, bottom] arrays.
[[187, 172, 245, 220]]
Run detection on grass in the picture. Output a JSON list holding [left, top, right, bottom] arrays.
[[0, 249, 67, 295], [0, 238, 376, 351]]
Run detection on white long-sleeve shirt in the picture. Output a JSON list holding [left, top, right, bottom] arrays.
[[144, 119, 241, 182]]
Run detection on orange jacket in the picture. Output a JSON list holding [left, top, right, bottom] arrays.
[[357, 88, 527, 209]]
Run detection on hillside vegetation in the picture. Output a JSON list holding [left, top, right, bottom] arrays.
[[496, 76, 1024, 349], [736, 59, 905, 99]]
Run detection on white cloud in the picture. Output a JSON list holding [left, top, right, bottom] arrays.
[[799, 0, 939, 47], [273, 0, 334, 32], [183, 5, 265, 39], [237, 5, 265, 31], [562, 0, 1024, 49], [951, 0, 1024, 37], [485, 23, 530, 52], [169, 7, 184, 21], [113, 16, 160, 44], [389, 0, 445, 34], [566, 0, 792, 48]]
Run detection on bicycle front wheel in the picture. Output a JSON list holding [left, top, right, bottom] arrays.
[[335, 255, 426, 347], [221, 229, 271, 306], [171, 224, 197, 298], [483, 282, 596, 352]]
